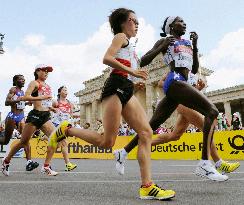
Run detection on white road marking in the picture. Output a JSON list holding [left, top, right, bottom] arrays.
[[1, 178, 244, 184]]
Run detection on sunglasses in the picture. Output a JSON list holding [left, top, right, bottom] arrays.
[[36, 68, 49, 72], [129, 18, 139, 26]]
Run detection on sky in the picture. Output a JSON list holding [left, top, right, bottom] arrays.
[[0, 0, 244, 118]]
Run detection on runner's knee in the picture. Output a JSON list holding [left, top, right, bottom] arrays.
[[20, 137, 30, 146], [138, 128, 153, 143]]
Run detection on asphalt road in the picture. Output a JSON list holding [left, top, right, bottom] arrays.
[[0, 158, 243, 205]]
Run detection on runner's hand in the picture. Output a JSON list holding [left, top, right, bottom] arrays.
[[132, 69, 148, 80], [196, 79, 205, 91], [190, 31, 198, 47], [134, 81, 145, 90]]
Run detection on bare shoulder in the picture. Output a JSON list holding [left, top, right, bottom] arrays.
[[154, 38, 166, 47], [29, 80, 39, 87], [114, 33, 127, 40], [113, 33, 128, 45], [9, 86, 17, 94]]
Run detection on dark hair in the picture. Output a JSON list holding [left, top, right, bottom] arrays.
[[57, 86, 66, 99], [160, 17, 170, 37], [13, 74, 24, 86], [109, 8, 135, 35], [34, 71, 38, 80]]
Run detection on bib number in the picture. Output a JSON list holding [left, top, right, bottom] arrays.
[[16, 101, 25, 110], [174, 52, 193, 69]]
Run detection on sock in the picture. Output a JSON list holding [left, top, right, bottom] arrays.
[[215, 159, 223, 168], [121, 148, 128, 157], [200, 159, 211, 165], [141, 181, 153, 188], [26, 160, 32, 165]]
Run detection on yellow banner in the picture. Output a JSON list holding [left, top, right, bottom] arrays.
[[29, 136, 132, 159], [128, 130, 244, 160], [10, 130, 244, 160]]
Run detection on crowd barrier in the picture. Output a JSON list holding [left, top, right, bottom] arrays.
[[0, 130, 243, 160]]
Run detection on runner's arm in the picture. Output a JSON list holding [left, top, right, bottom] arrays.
[[20, 81, 52, 101], [5, 87, 18, 106]]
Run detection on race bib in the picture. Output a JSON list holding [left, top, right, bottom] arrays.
[[59, 112, 70, 121], [16, 101, 25, 110], [174, 52, 193, 70]]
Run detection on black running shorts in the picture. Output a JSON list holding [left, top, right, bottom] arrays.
[[26, 109, 51, 129], [101, 73, 134, 106]]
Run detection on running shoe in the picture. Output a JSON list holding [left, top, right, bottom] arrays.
[[139, 184, 175, 200], [1, 159, 10, 176], [26, 161, 39, 171], [114, 149, 126, 175], [216, 161, 240, 174], [195, 160, 228, 181], [41, 165, 58, 176], [49, 120, 72, 148], [65, 162, 77, 171]]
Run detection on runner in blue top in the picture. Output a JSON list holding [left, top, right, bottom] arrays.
[[0, 74, 39, 171]]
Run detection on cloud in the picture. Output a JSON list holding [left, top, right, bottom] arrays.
[[22, 34, 45, 47], [201, 28, 244, 90], [0, 18, 156, 118]]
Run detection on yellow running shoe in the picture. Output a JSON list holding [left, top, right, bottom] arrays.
[[65, 162, 77, 171], [139, 184, 175, 200], [217, 161, 240, 173], [49, 120, 72, 148]]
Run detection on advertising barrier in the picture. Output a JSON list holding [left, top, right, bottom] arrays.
[[0, 139, 25, 158], [2, 130, 244, 160]]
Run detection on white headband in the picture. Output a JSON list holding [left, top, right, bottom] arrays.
[[164, 16, 177, 35]]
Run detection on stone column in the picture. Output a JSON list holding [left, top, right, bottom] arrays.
[[91, 100, 98, 129], [86, 104, 92, 124], [97, 102, 103, 120], [224, 101, 232, 123], [79, 104, 86, 126], [146, 84, 154, 119]]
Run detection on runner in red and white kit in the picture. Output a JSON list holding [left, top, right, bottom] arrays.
[[51, 86, 77, 171]]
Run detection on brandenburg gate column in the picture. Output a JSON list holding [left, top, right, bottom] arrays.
[[91, 100, 98, 129], [224, 101, 232, 122], [79, 104, 86, 126]]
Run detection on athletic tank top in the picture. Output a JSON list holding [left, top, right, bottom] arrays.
[[111, 40, 139, 79], [12, 88, 25, 110], [163, 38, 193, 71], [32, 80, 52, 108], [52, 100, 72, 124]]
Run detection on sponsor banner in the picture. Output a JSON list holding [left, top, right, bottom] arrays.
[[29, 136, 132, 159], [0, 139, 25, 158], [128, 130, 244, 160], [5, 130, 244, 160]]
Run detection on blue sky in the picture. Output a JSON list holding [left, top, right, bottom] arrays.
[[0, 0, 244, 118], [1, 0, 244, 54]]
